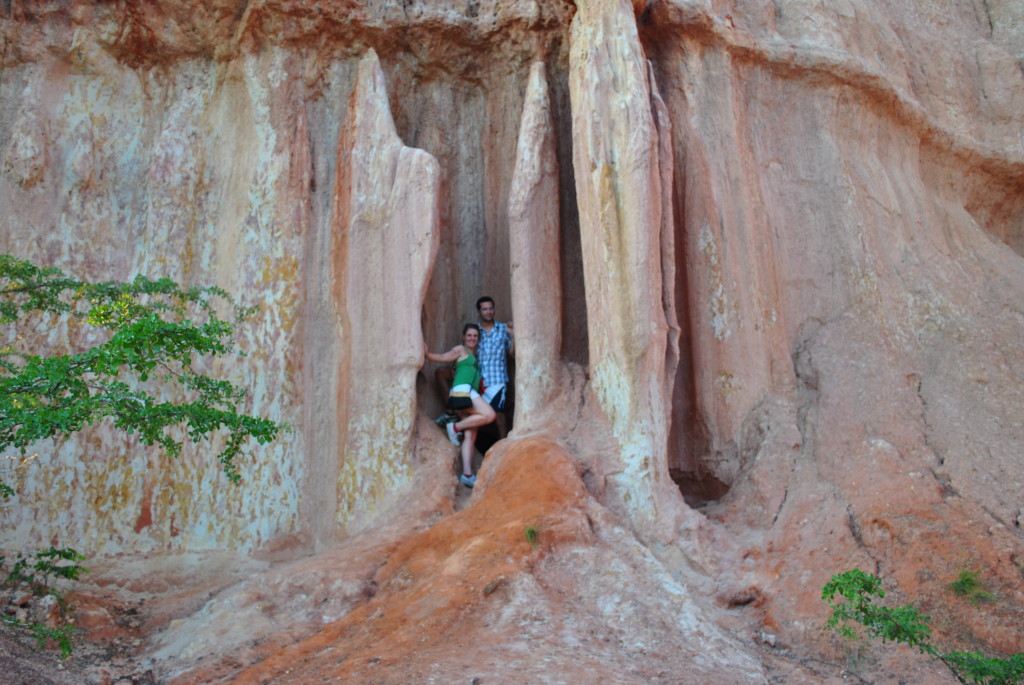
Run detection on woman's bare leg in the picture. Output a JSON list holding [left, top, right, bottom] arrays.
[[461, 428, 477, 475], [454, 397, 496, 432]]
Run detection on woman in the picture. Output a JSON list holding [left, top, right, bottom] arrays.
[[424, 323, 496, 488]]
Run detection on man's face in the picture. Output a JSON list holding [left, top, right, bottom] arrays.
[[478, 301, 495, 322]]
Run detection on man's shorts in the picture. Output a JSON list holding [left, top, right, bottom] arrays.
[[483, 383, 507, 413]]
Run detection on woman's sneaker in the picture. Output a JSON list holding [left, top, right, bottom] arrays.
[[459, 473, 476, 488], [433, 412, 458, 427], [446, 422, 463, 446]]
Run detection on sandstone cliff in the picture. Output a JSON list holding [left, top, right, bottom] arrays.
[[1, 0, 1022, 682]]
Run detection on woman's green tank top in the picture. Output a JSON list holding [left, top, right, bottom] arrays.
[[453, 353, 481, 391]]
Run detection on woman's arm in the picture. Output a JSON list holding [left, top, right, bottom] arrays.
[[425, 344, 465, 364]]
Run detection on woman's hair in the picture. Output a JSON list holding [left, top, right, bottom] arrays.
[[462, 322, 481, 335]]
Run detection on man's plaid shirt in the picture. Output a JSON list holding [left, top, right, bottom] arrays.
[[477, 321, 512, 387]]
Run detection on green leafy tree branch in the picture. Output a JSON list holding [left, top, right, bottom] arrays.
[[0, 254, 284, 494], [823, 568, 1024, 684], [0, 255, 286, 656]]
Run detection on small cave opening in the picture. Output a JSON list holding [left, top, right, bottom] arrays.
[[665, 375, 733, 510], [669, 467, 730, 509]]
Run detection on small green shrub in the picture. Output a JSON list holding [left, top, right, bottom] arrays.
[[0, 615, 76, 659], [4, 546, 88, 599], [524, 526, 538, 549], [949, 569, 993, 605], [1, 546, 87, 658]]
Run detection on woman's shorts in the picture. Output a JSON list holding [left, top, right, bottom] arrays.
[[451, 384, 481, 400]]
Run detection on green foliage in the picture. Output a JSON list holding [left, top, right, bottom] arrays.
[[524, 526, 538, 549], [822, 569, 934, 650], [3, 546, 88, 598], [823, 569, 1024, 684], [0, 254, 284, 492], [0, 547, 85, 659], [0, 615, 76, 659], [949, 569, 993, 605], [944, 652, 1024, 684], [0, 255, 286, 659]]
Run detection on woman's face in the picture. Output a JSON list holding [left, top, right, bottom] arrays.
[[462, 327, 480, 348]]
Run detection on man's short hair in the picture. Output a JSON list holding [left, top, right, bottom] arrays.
[[476, 296, 495, 311]]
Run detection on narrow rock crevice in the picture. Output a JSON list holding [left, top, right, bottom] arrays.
[[791, 321, 822, 467], [769, 486, 788, 528], [910, 371, 949, 473], [846, 506, 865, 549], [978, 0, 995, 38]]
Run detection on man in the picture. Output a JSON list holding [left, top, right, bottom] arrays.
[[474, 296, 514, 438]]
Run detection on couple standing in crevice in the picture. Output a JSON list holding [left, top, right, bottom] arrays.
[[423, 296, 514, 488]]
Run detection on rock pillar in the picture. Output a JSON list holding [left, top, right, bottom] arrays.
[[332, 50, 440, 536], [568, 0, 684, 541], [508, 62, 562, 432]]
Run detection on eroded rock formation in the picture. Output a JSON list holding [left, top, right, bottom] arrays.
[[1, 0, 1022, 682], [331, 48, 440, 539], [570, 0, 687, 545], [508, 61, 562, 432]]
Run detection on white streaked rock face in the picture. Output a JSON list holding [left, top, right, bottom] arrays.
[[332, 49, 441, 539], [508, 61, 562, 432]]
